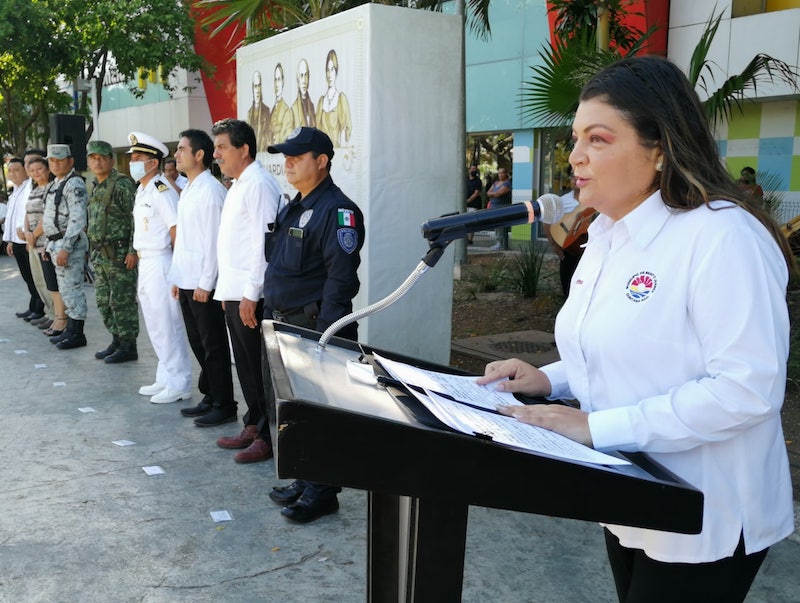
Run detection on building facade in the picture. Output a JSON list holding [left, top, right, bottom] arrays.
[[453, 0, 800, 244]]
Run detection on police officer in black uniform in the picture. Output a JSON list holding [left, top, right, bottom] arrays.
[[263, 127, 364, 523]]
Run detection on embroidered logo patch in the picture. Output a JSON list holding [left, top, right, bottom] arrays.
[[337, 228, 359, 254], [299, 209, 313, 228], [626, 271, 656, 302], [337, 208, 357, 227]]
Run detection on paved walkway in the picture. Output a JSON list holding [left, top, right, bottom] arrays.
[[0, 253, 798, 602]]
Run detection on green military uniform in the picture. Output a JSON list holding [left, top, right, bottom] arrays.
[[87, 168, 139, 349]]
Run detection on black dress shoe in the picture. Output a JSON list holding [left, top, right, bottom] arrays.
[[23, 312, 44, 322], [180, 400, 214, 417], [193, 407, 237, 427], [281, 495, 339, 523], [269, 481, 306, 505], [16, 309, 32, 319]]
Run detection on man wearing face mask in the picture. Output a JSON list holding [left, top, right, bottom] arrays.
[[127, 132, 192, 405]]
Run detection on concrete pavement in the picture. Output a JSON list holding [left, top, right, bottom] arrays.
[[0, 253, 798, 602]]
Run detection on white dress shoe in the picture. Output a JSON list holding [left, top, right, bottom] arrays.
[[139, 382, 165, 396], [150, 389, 192, 404]]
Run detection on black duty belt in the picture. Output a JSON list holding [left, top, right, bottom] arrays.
[[272, 309, 305, 322]]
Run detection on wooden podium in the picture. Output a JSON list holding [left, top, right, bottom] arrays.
[[262, 321, 703, 602]]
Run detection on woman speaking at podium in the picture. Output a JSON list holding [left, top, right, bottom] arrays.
[[478, 56, 795, 603]]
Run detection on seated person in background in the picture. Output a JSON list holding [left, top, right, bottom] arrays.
[[737, 166, 764, 202]]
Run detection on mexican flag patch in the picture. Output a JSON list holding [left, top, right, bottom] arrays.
[[337, 208, 357, 227]]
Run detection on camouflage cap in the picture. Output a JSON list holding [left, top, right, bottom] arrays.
[[87, 140, 113, 157], [46, 144, 72, 159]]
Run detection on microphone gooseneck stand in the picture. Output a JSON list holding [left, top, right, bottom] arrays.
[[316, 240, 451, 351]]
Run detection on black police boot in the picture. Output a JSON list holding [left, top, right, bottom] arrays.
[[95, 335, 120, 360], [50, 318, 73, 345], [104, 340, 138, 364], [57, 319, 87, 350]]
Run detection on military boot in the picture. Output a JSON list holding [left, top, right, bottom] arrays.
[[50, 318, 73, 345], [95, 335, 120, 360], [57, 319, 87, 350], [104, 340, 138, 364]]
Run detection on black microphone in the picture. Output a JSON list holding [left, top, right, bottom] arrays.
[[421, 194, 565, 244]]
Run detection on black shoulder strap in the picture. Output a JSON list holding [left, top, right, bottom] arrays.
[[53, 171, 82, 211]]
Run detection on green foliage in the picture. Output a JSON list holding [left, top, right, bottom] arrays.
[[755, 169, 785, 221], [509, 241, 548, 298], [59, 0, 209, 114], [522, 7, 799, 131], [688, 10, 799, 127], [196, 0, 356, 42], [0, 0, 207, 153], [469, 256, 510, 293], [519, 19, 653, 128], [548, 0, 645, 52], [0, 0, 72, 154], [520, 31, 621, 128], [196, 0, 492, 46]]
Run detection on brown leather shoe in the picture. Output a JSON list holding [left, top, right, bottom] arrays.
[[216, 424, 258, 449], [233, 437, 273, 463]]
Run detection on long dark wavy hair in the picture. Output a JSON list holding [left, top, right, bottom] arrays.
[[580, 55, 796, 273]]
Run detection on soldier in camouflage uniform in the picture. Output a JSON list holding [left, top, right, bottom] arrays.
[[86, 140, 139, 363], [41, 144, 89, 350]]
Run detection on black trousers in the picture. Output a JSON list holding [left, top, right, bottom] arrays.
[[224, 299, 267, 437], [177, 289, 234, 410], [40, 252, 59, 292], [12, 242, 44, 313], [604, 528, 768, 603]]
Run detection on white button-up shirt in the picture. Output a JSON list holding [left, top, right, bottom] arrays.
[[169, 170, 226, 291], [214, 160, 280, 302], [3, 178, 31, 244], [541, 191, 793, 563]]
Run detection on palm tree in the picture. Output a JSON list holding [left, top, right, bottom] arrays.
[[548, 0, 646, 52], [195, 0, 493, 45], [520, 8, 799, 129], [194, 0, 361, 44], [688, 11, 799, 127], [520, 29, 649, 128]]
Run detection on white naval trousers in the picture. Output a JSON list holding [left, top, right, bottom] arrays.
[[136, 250, 192, 392]]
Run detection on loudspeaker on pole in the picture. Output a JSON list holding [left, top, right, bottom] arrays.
[[50, 114, 87, 171]]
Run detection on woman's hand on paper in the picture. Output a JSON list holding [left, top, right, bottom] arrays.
[[476, 358, 551, 397], [497, 403, 593, 447], [477, 358, 593, 446]]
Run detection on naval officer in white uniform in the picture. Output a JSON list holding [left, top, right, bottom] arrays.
[[128, 131, 192, 404]]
